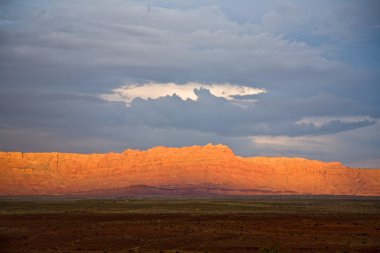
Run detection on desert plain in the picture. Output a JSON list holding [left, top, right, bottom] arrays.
[[1, 197, 380, 253]]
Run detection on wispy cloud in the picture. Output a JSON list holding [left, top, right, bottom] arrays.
[[296, 116, 376, 127], [100, 82, 266, 106]]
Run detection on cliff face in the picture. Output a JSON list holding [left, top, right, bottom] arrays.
[[0, 144, 379, 196]]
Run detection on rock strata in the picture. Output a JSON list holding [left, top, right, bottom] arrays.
[[0, 144, 379, 196]]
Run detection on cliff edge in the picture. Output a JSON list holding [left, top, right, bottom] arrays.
[[0, 144, 379, 196]]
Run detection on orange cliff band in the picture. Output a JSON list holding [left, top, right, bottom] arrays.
[[0, 144, 379, 196]]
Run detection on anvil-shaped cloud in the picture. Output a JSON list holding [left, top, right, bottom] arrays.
[[100, 82, 266, 106]]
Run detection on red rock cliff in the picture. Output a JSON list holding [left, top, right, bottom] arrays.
[[0, 144, 379, 196]]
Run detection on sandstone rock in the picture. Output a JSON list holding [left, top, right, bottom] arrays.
[[0, 144, 379, 196]]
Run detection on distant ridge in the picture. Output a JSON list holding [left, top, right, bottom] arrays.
[[1, 144, 379, 196]]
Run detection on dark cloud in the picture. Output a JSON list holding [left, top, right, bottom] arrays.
[[0, 90, 375, 140], [0, 0, 379, 166], [125, 89, 376, 136], [0, 0, 375, 95]]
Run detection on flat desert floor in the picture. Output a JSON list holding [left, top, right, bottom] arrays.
[[0, 197, 380, 252]]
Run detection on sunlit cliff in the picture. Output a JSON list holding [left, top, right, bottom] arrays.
[[1, 144, 379, 196]]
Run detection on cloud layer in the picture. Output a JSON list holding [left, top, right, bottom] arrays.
[[0, 0, 379, 167], [100, 82, 266, 106]]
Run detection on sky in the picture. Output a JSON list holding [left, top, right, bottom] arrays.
[[0, 0, 379, 168]]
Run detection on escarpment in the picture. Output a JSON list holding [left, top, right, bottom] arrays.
[[1, 144, 379, 196]]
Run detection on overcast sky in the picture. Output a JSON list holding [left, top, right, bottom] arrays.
[[0, 0, 379, 167]]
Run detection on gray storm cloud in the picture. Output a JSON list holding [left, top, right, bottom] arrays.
[[0, 0, 379, 167]]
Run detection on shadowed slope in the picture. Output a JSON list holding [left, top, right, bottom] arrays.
[[0, 144, 379, 196]]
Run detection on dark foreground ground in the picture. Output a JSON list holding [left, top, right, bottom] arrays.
[[0, 197, 380, 253]]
